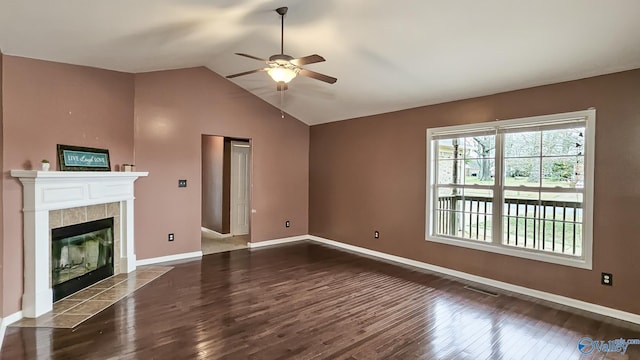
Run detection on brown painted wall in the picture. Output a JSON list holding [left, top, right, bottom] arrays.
[[0, 52, 4, 316], [133, 67, 309, 260], [310, 69, 640, 314], [1, 55, 134, 315], [201, 135, 225, 232]]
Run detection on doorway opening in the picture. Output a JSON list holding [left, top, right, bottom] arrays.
[[201, 135, 251, 254]]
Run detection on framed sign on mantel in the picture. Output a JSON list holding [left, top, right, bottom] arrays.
[[57, 144, 111, 171]]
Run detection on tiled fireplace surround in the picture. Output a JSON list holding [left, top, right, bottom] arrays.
[[11, 170, 148, 318], [49, 202, 122, 277]]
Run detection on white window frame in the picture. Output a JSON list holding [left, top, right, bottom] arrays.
[[425, 109, 595, 269]]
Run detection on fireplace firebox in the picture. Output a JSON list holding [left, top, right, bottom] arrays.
[[51, 217, 114, 302]]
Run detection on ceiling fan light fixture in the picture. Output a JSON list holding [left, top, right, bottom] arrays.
[[267, 66, 297, 83]]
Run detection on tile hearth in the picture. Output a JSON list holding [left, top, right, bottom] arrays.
[[11, 266, 172, 329]]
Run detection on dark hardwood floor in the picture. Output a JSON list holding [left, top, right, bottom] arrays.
[[2, 242, 639, 359]]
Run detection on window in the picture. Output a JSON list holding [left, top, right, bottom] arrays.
[[426, 110, 595, 269]]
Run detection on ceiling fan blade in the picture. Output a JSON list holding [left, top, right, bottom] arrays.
[[298, 69, 337, 84], [276, 82, 288, 91], [235, 53, 267, 62], [290, 54, 325, 66], [226, 68, 266, 79]]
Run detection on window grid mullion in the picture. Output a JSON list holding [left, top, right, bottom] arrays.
[[432, 140, 440, 237], [492, 133, 503, 246], [536, 131, 543, 251]]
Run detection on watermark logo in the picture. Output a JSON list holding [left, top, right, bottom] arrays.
[[577, 337, 640, 355], [577, 337, 595, 354]]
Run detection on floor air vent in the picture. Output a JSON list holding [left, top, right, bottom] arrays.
[[464, 285, 499, 297]]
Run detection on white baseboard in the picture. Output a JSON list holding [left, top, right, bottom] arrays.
[[0, 311, 23, 350], [307, 235, 640, 325], [201, 227, 232, 238], [247, 235, 309, 249], [136, 251, 203, 266]]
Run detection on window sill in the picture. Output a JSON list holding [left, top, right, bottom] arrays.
[[425, 235, 592, 270]]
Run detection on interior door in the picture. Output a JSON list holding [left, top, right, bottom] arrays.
[[230, 141, 250, 235]]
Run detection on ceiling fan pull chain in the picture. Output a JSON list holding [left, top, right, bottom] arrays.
[[280, 89, 285, 118]]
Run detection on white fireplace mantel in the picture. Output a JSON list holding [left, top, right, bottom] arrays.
[[11, 170, 148, 318]]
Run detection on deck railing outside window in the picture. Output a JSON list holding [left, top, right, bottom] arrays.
[[436, 195, 582, 256]]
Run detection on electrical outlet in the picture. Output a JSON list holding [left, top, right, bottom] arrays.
[[178, 179, 187, 188], [285, 220, 290, 228], [601, 272, 613, 286], [374, 230, 380, 239], [168, 233, 175, 242]]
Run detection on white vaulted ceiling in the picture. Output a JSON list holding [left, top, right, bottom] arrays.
[[1, 1, 640, 125]]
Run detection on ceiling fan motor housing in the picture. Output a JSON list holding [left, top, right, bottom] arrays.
[[269, 54, 294, 62]]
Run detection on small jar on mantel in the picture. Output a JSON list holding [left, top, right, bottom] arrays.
[[41, 160, 50, 171]]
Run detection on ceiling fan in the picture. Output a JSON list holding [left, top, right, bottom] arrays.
[[226, 6, 337, 91]]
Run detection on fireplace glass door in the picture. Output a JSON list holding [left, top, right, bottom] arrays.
[[51, 217, 114, 301]]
